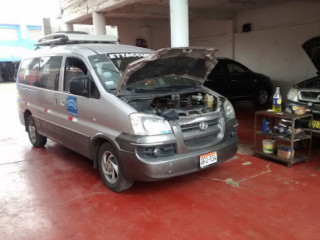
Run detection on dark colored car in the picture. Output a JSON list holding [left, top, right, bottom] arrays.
[[287, 35, 320, 133], [204, 58, 273, 106]]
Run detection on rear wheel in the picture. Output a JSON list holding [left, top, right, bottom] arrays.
[[98, 142, 133, 192], [255, 88, 269, 106], [27, 115, 47, 147]]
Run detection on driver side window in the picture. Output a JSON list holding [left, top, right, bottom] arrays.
[[64, 57, 88, 92]]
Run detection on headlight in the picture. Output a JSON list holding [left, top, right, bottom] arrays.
[[223, 99, 235, 119], [287, 88, 299, 102], [129, 113, 172, 135]]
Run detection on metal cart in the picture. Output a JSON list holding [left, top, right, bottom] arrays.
[[254, 111, 313, 167]]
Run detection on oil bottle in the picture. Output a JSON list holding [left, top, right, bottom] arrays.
[[272, 87, 282, 113]]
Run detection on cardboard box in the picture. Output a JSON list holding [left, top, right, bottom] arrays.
[[277, 145, 294, 159]]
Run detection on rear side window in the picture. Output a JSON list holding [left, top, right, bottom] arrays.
[[39, 56, 62, 90], [209, 61, 225, 76], [226, 62, 248, 74], [18, 56, 62, 90], [18, 58, 40, 86]]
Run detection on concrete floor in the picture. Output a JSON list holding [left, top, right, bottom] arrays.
[[0, 82, 319, 240]]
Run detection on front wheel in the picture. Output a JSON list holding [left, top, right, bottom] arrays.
[[255, 88, 269, 106], [98, 142, 134, 192], [27, 115, 47, 147]]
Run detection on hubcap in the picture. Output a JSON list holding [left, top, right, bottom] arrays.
[[101, 151, 119, 184], [28, 119, 36, 143]]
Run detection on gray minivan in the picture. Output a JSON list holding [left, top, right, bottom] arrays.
[[17, 33, 238, 192]]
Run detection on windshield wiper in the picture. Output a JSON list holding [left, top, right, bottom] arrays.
[[153, 85, 196, 91], [126, 85, 197, 93], [132, 88, 155, 93], [93, 67, 120, 74]]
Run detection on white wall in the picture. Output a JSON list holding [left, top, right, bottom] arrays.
[[188, 1, 320, 96], [52, 22, 118, 37], [110, 19, 170, 50], [190, 19, 234, 58], [234, 1, 320, 94]]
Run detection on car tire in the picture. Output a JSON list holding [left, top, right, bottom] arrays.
[[27, 115, 47, 147], [98, 142, 134, 192], [255, 88, 269, 106]]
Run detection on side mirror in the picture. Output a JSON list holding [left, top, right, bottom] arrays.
[[70, 76, 89, 97]]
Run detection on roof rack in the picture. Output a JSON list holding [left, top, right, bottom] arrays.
[[35, 32, 119, 47]]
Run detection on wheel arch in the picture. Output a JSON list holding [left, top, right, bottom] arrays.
[[24, 110, 32, 132], [90, 134, 120, 169]]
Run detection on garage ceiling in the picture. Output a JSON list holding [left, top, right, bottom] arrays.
[[61, 0, 317, 24]]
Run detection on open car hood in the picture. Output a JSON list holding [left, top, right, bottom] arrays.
[[302, 35, 320, 73], [115, 47, 218, 95]]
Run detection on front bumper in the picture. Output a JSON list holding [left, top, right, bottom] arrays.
[[287, 101, 320, 133], [115, 131, 238, 182]]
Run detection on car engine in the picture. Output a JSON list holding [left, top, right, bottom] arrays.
[[127, 91, 218, 120]]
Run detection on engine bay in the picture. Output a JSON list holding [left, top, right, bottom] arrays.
[[127, 91, 219, 120]]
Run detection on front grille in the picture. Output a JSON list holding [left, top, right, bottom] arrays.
[[179, 117, 224, 147], [180, 119, 219, 132], [299, 90, 320, 103], [184, 134, 218, 147]]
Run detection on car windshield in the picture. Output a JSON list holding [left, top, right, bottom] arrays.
[[125, 75, 199, 93], [88, 53, 148, 92], [108, 52, 150, 73], [296, 76, 320, 88]]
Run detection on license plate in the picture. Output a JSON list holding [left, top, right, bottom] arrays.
[[311, 120, 320, 129], [200, 151, 217, 168]]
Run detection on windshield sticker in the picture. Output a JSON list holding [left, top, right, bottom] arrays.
[[108, 53, 150, 59], [103, 72, 112, 78], [66, 96, 78, 116], [105, 81, 114, 86]]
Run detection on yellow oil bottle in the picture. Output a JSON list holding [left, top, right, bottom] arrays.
[[272, 87, 282, 113]]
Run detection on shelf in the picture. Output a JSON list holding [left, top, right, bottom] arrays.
[[254, 150, 308, 167], [255, 111, 313, 120], [256, 131, 312, 142], [254, 110, 312, 166]]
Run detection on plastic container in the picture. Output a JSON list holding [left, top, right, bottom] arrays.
[[262, 118, 270, 132], [277, 145, 294, 159], [262, 139, 275, 154], [204, 94, 214, 108], [272, 87, 282, 113]]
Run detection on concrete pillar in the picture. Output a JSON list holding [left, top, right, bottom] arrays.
[[43, 18, 52, 36], [65, 23, 74, 32], [92, 12, 106, 35], [20, 24, 28, 39], [170, 0, 189, 47]]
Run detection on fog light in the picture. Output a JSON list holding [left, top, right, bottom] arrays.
[[137, 144, 175, 158], [153, 147, 162, 156]]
